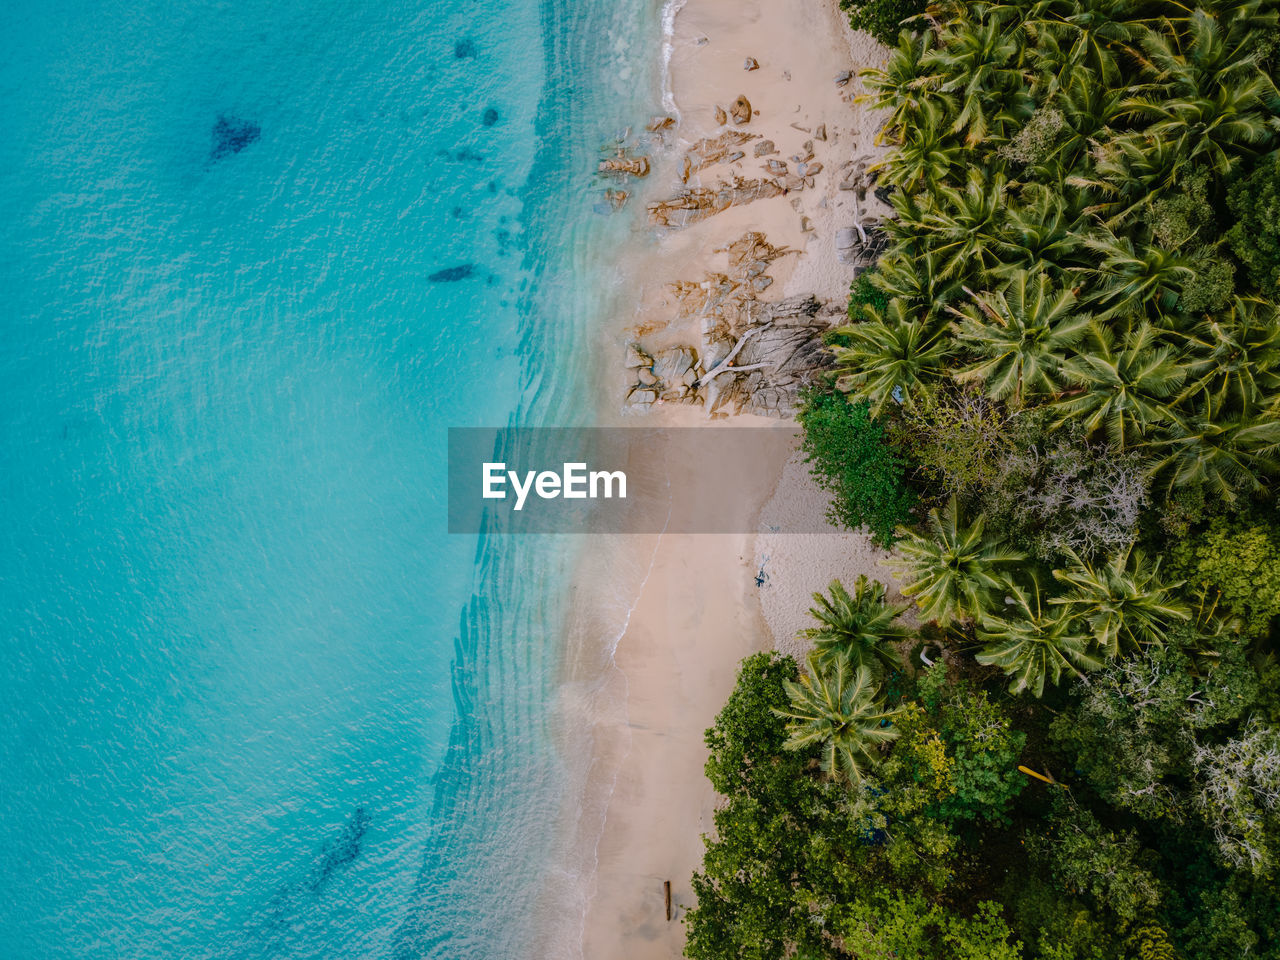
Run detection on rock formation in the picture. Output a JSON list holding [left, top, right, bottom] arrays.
[[599, 151, 650, 178], [681, 130, 759, 181], [647, 176, 786, 228], [624, 232, 840, 417], [730, 95, 752, 124]]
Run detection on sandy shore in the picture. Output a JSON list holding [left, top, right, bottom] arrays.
[[571, 2, 894, 957]]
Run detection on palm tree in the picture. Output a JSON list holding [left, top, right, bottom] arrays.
[[1028, 0, 1142, 87], [1074, 136, 1188, 229], [977, 574, 1103, 696], [924, 169, 1012, 282], [872, 249, 963, 320], [1083, 234, 1195, 314], [881, 99, 968, 190], [891, 497, 1026, 627], [803, 576, 910, 678], [860, 31, 946, 141], [1047, 69, 1129, 172], [951, 269, 1090, 403], [989, 187, 1087, 279], [1054, 320, 1185, 450], [921, 18, 1031, 146], [1120, 78, 1273, 178], [1122, 10, 1276, 177], [1146, 410, 1280, 503], [831, 299, 951, 415], [774, 653, 899, 784], [1177, 297, 1280, 417], [1050, 546, 1190, 657]]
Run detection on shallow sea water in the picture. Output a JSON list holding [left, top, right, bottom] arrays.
[[0, 1, 656, 956]]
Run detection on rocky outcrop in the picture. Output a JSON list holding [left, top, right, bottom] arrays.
[[836, 219, 888, 268], [681, 130, 759, 180], [599, 153, 650, 178], [625, 345, 701, 407], [624, 232, 839, 417], [647, 176, 786, 228]]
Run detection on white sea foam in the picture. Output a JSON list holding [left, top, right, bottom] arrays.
[[660, 0, 690, 118]]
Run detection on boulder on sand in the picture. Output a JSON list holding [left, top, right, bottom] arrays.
[[626, 385, 659, 408], [730, 95, 752, 124], [652, 346, 698, 385], [625, 342, 653, 368]]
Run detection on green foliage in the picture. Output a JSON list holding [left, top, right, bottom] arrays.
[[977, 574, 1103, 697], [797, 389, 916, 546], [704, 652, 803, 798], [1145, 167, 1235, 314], [892, 496, 1025, 626], [1028, 803, 1164, 930], [998, 108, 1066, 167], [1168, 515, 1280, 637], [833, 893, 1023, 960], [848, 268, 889, 321], [1050, 626, 1260, 822], [688, 652, 847, 960], [928, 671, 1026, 823], [831, 298, 952, 415], [1193, 718, 1280, 876], [899, 388, 1013, 500], [1006, 877, 1116, 960], [1227, 156, 1280, 299], [692, 5, 1280, 958], [1050, 547, 1191, 658], [840, 0, 927, 46]]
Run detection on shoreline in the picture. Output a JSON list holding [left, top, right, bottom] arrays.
[[565, 2, 895, 957]]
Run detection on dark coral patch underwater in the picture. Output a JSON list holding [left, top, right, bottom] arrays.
[[211, 114, 260, 161]]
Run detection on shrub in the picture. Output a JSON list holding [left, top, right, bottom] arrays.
[[797, 388, 916, 547], [1193, 719, 1280, 876], [840, 0, 929, 45], [833, 893, 1023, 960], [982, 427, 1150, 560], [704, 652, 803, 798], [1227, 157, 1280, 298], [998, 107, 1066, 167], [1167, 516, 1280, 636], [848, 268, 889, 321], [1028, 802, 1164, 929], [931, 676, 1026, 824], [899, 388, 1013, 501]]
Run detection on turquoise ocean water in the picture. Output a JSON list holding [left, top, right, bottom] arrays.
[[0, 1, 655, 956]]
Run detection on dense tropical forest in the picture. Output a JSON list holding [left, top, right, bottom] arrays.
[[685, 2, 1280, 958]]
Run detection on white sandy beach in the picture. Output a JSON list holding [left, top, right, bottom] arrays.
[[569, 2, 898, 957]]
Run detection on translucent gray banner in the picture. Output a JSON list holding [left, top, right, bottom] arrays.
[[448, 426, 831, 534]]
